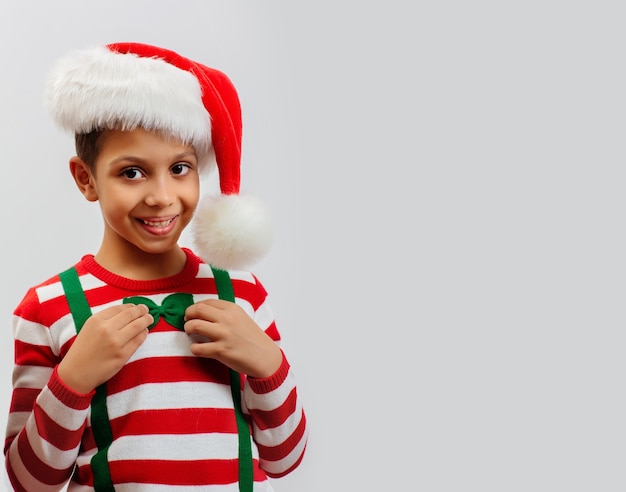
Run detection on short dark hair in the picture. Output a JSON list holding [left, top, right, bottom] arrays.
[[75, 130, 105, 168]]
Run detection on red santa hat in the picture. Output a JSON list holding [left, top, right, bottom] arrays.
[[45, 42, 272, 270]]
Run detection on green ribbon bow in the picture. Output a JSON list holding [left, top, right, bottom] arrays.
[[123, 293, 194, 330]]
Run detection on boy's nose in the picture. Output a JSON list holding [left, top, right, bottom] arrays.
[[145, 179, 175, 207]]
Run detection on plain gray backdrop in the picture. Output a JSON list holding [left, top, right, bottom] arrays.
[[1, 1, 625, 491]]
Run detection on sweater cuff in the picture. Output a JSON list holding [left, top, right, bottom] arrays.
[[49, 366, 95, 410], [247, 350, 290, 394]]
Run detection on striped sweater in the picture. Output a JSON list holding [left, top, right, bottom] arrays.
[[4, 249, 307, 491]]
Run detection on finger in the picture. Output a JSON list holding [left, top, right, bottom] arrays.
[[191, 298, 231, 311], [111, 303, 151, 328], [183, 318, 219, 337], [189, 340, 219, 359], [184, 300, 225, 322], [97, 303, 143, 320], [117, 312, 153, 345], [125, 320, 150, 346]]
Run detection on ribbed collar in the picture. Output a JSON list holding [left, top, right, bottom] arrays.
[[78, 248, 201, 292]]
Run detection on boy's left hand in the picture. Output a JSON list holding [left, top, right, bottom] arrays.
[[183, 300, 282, 378]]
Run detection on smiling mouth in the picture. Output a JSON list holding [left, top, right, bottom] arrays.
[[140, 217, 175, 228]]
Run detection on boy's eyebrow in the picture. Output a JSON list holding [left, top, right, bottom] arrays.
[[110, 151, 198, 165]]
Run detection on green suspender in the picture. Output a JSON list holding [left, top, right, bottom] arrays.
[[59, 267, 115, 492], [58, 265, 253, 492], [211, 266, 254, 492]]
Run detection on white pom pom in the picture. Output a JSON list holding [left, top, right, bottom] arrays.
[[192, 194, 274, 270]]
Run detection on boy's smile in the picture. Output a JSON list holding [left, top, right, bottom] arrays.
[[70, 127, 200, 278], [138, 215, 179, 235]]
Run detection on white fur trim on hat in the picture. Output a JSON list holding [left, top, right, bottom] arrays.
[[45, 45, 213, 168]]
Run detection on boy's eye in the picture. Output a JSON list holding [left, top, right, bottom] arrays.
[[172, 163, 191, 176], [121, 168, 143, 180]]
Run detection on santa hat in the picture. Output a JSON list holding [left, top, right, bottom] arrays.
[[45, 42, 272, 270]]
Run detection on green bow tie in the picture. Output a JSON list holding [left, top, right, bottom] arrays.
[[123, 293, 194, 330]]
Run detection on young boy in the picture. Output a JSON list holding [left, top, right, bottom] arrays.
[[4, 42, 307, 491]]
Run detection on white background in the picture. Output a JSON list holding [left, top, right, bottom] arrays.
[[1, 1, 625, 491]]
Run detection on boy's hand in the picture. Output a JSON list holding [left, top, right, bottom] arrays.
[[184, 300, 282, 378], [57, 304, 153, 394]]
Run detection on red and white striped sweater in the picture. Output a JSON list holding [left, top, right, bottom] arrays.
[[4, 249, 307, 491]]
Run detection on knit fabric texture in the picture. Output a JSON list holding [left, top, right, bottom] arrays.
[[4, 249, 307, 491]]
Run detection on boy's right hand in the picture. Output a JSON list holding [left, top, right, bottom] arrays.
[[57, 304, 153, 394]]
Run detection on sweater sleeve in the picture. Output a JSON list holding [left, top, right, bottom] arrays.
[[239, 277, 308, 478], [5, 292, 93, 492], [244, 352, 308, 478], [236, 277, 308, 478]]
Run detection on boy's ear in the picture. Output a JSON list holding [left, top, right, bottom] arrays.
[[69, 157, 98, 202]]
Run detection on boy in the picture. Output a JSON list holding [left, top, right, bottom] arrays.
[[4, 42, 307, 491]]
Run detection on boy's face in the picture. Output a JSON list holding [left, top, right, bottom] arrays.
[[83, 127, 200, 260]]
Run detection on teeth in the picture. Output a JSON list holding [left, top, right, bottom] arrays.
[[142, 219, 172, 227]]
